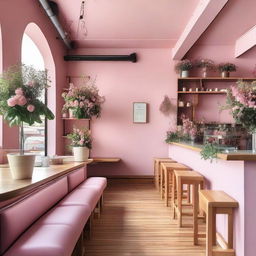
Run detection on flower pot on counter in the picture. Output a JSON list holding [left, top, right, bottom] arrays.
[[7, 154, 35, 179], [221, 71, 230, 78], [73, 147, 89, 161]]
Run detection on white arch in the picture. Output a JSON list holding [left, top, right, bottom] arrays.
[[23, 22, 56, 156]]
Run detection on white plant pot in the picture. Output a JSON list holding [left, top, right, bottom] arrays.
[[7, 154, 35, 180], [181, 70, 189, 78], [73, 147, 89, 162]]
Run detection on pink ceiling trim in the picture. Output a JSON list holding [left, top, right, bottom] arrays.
[[235, 25, 256, 58], [172, 0, 229, 60]]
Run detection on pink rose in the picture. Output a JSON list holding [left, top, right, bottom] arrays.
[[15, 88, 23, 95], [28, 80, 35, 87], [79, 140, 84, 146], [17, 95, 27, 106], [7, 97, 17, 107], [27, 104, 35, 112], [79, 102, 84, 107]]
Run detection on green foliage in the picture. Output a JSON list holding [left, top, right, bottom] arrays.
[[165, 131, 180, 143], [67, 128, 92, 149], [218, 63, 236, 72], [175, 59, 193, 72], [200, 142, 220, 162]]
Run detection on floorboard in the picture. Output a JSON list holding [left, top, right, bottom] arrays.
[[84, 179, 206, 256]]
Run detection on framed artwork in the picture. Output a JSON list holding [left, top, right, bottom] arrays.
[[133, 102, 148, 123]]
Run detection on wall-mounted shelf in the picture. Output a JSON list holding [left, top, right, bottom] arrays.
[[62, 118, 90, 120], [178, 91, 226, 94], [178, 77, 255, 81]]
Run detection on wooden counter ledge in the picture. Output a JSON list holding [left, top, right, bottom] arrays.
[[0, 160, 92, 203], [170, 142, 256, 161]]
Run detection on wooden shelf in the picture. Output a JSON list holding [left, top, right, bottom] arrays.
[[178, 77, 256, 81], [62, 156, 121, 163], [62, 118, 90, 120], [178, 91, 226, 94]]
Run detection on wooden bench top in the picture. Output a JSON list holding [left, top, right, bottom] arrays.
[[199, 190, 238, 208]]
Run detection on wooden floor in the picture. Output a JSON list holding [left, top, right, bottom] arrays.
[[85, 179, 206, 256]]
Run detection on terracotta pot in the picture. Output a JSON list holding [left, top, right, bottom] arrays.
[[73, 147, 89, 161], [7, 154, 35, 180]]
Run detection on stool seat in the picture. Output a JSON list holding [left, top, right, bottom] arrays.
[[200, 190, 238, 208], [174, 171, 204, 182]]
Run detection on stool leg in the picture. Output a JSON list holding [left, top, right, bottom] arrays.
[[154, 160, 158, 189], [227, 210, 234, 249], [212, 208, 216, 246], [160, 165, 164, 199], [177, 177, 182, 227], [172, 171, 177, 219], [165, 169, 169, 206], [193, 183, 199, 245], [187, 184, 191, 203], [206, 207, 213, 256]]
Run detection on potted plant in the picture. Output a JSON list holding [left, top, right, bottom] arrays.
[[218, 63, 236, 77], [0, 65, 54, 179], [67, 127, 92, 161], [62, 81, 105, 119], [175, 59, 193, 78], [222, 80, 256, 151], [195, 59, 215, 77]]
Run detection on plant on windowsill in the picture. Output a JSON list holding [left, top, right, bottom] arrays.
[[0, 64, 55, 179], [218, 63, 236, 78], [62, 80, 105, 119], [67, 127, 92, 161]]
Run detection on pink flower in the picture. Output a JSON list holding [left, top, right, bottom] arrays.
[[7, 97, 17, 107], [15, 88, 23, 95], [28, 80, 35, 87], [74, 100, 79, 107], [79, 140, 84, 146], [79, 102, 84, 107], [27, 104, 35, 112], [17, 95, 27, 106]]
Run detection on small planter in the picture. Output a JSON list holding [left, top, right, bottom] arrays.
[[73, 147, 89, 161], [69, 109, 75, 118], [181, 70, 189, 78], [221, 71, 230, 78], [7, 154, 35, 179]]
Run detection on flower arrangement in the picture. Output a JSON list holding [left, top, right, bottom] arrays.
[[218, 63, 236, 72], [181, 115, 197, 139], [67, 127, 92, 149], [200, 141, 220, 162], [175, 59, 193, 72], [223, 80, 256, 132], [62, 81, 105, 119], [0, 64, 54, 154]]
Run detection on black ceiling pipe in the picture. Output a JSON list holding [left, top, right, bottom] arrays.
[[64, 53, 137, 63], [38, 0, 73, 49]]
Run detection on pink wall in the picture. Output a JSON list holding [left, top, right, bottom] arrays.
[[67, 48, 176, 176], [0, 0, 67, 154]]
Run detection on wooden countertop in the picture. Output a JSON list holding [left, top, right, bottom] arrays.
[[0, 160, 92, 203], [170, 142, 256, 161]]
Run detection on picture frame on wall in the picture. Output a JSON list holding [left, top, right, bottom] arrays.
[[133, 102, 148, 123]]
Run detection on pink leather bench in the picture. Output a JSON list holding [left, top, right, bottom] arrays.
[[0, 167, 107, 256]]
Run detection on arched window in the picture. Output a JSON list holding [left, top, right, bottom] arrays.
[[21, 23, 56, 156], [21, 33, 46, 156]]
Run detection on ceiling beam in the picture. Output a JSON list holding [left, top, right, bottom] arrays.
[[172, 0, 228, 60], [235, 25, 256, 58]]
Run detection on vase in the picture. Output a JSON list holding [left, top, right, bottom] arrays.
[[69, 109, 74, 118], [73, 147, 89, 161], [202, 68, 207, 78], [221, 71, 229, 78], [252, 132, 256, 153], [7, 154, 35, 179], [181, 70, 189, 78]]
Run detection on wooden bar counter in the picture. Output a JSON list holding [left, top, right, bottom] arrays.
[[168, 142, 256, 256], [0, 160, 92, 206]]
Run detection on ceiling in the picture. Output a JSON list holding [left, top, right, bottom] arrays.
[[54, 0, 199, 48], [53, 0, 256, 50]]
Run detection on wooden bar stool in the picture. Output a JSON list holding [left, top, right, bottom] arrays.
[[173, 170, 204, 245], [154, 158, 174, 191], [162, 162, 190, 206], [198, 190, 238, 256]]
